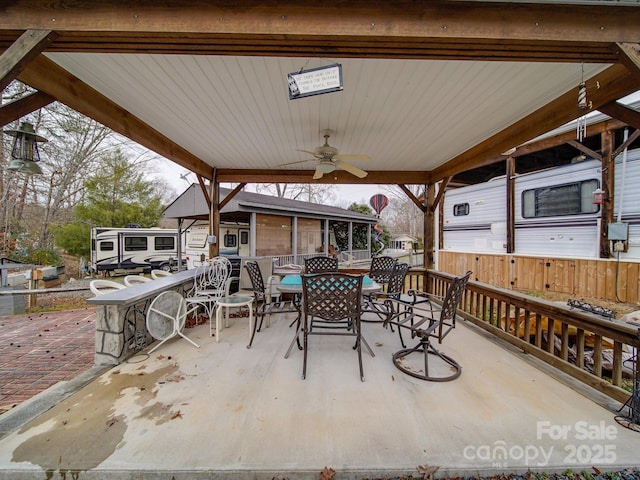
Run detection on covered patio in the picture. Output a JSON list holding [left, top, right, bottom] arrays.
[[2, 2, 640, 478], [1, 309, 639, 479]]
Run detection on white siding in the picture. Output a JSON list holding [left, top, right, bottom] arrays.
[[442, 179, 507, 253]]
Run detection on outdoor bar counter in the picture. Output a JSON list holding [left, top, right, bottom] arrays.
[[87, 270, 196, 366]]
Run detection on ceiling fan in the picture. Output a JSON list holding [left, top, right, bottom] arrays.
[[282, 129, 370, 179]]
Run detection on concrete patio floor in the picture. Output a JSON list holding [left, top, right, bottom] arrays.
[[0, 310, 639, 479]]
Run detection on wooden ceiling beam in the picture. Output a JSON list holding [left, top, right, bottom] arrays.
[[0, 29, 57, 91], [0, 34, 621, 63], [0, 90, 54, 127], [431, 64, 640, 182], [618, 43, 640, 77], [398, 184, 426, 212], [511, 119, 627, 157], [16, 54, 213, 179], [567, 140, 602, 161], [613, 129, 640, 158], [1, 2, 639, 46], [216, 169, 431, 185], [220, 183, 247, 210], [598, 102, 640, 130]]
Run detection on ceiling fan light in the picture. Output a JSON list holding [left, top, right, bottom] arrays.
[[316, 162, 336, 174]]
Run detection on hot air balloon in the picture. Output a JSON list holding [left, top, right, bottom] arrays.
[[369, 194, 388, 216]]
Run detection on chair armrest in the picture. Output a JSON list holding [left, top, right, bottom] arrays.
[[407, 289, 443, 304]]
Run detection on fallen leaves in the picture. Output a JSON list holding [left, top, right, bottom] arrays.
[[320, 466, 335, 480], [416, 463, 439, 480]]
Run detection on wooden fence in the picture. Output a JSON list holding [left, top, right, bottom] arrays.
[[439, 251, 640, 304]]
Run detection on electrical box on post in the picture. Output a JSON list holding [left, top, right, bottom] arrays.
[[207, 235, 217, 245], [608, 223, 629, 242]]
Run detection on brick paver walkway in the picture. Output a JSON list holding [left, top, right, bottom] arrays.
[[0, 308, 96, 411]]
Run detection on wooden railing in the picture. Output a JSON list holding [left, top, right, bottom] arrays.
[[425, 270, 640, 403]]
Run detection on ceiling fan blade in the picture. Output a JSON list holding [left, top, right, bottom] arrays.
[[278, 158, 314, 167], [336, 160, 368, 178], [335, 154, 371, 162], [297, 149, 321, 158], [312, 168, 325, 180]]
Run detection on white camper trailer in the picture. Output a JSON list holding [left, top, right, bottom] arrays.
[[90, 227, 185, 275], [442, 148, 640, 261]]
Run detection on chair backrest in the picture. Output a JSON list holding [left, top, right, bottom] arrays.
[[244, 260, 267, 300], [90, 279, 126, 295], [238, 257, 273, 291], [302, 273, 363, 322], [146, 291, 188, 339], [151, 269, 173, 280], [386, 262, 410, 297], [206, 256, 232, 293], [124, 275, 152, 287], [304, 256, 339, 274], [369, 256, 397, 284], [437, 270, 472, 340]]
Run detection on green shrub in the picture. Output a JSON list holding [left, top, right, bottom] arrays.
[[24, 248, 62, 266]]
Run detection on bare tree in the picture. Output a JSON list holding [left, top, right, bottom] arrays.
[[252, 183, 337, 204], [380, 184, 425, 238], [1, 81, 133, 255]]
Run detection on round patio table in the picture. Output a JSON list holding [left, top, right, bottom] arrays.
[[214, 295, 254, 344]]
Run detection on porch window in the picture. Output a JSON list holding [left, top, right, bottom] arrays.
[[522, 179, 599, 218], [256, 214, 292, 256], [297, 218, 322, 254]]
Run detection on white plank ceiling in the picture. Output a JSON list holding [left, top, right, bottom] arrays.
[[45, 52, 609, 179]]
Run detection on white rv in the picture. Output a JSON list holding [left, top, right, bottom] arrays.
[[90, 227, 185, 275], [442, 147, 640, 260]]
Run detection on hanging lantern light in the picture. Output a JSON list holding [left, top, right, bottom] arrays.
[[592, 188, 605, 205], [4, 121, 47, 175]]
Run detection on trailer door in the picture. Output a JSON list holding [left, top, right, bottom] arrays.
[[238, 228, 250, 256]]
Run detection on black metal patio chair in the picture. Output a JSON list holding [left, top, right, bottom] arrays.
[[304, 255, 338, 274], [386, 270, 471, 382], [361, 262, 409, 328], [368, 255, 397, 287], [301, 272, 370, 381], [245, 260, 298, 349]]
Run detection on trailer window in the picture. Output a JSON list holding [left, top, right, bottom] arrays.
[[100, 241, 114, 251], [522, 179, 599, 218], [240, 231, 249, 245], [453, 203, 470, 216], [224, 233, 237, 248], [155, 236, 175, 251], [124, 237, 147, 251]]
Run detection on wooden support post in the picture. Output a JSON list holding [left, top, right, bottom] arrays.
[[506, 156, 515, 253], [209, 169, 220, 258], [600, 130, 614, 258], [425, 183, 435, 270]]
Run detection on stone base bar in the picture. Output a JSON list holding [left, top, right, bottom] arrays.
[[87, 270, 195, 366]]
